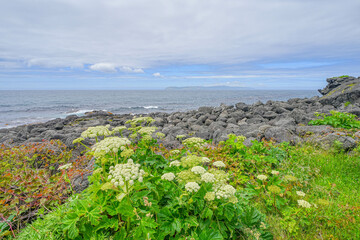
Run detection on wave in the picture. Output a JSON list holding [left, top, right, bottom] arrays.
[[143, 106, 159, 109], [65, 109, 95, 115]]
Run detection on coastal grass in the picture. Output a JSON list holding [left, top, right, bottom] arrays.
[[258, 144, 360, 239], [1, 122, 359, 239]]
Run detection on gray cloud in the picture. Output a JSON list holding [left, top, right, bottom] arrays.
[[0, 0, 359, 71]]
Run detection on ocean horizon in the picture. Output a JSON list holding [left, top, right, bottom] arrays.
[[0, 89, 320, 129]]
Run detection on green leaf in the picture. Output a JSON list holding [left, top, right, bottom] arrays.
[[199, 229, 223, 240], [201, 208, 213, 219], [172, 218, 181, 233]]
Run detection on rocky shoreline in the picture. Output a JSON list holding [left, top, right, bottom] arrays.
[[1, 76, 360, 151]]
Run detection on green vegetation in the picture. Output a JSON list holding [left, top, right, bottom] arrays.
[[309, 110, 360, 129], [336, 75, 350, 78], [0, 140, 91, 238], [1, 118, 360, 239]]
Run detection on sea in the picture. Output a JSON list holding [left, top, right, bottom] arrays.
[[0, 90, 320, 129]]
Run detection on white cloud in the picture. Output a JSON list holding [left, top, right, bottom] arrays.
[[153, 72, 162, 77], [0, 0, 359, 71], [89, 63, 117, 73], [120, 66, 144, 73]]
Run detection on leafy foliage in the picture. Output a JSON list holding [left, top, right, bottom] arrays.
[[309, 110, 360, 129], [0, 140, 91, 238]]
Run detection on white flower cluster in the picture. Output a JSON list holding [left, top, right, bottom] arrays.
[[58, 163, 72, 170], [271, 170, 280, 175], [257, 175, 268, 181], [201, 173, 216, 183], [108, 159, 145, 188], [191, 166, 206, 175], [182, 137, 205, 148], [202, 157, 211, 163], [185, 182, 200, 193], [161, 172, 176, 181], [112, 126, 127, 134], [213, 161, 226, 168], [72, 137, 84, 144], [296, 191, 306, 197], [81, 125, 112, 138], [138, 127, 157, 135], [92, 137, 131, 157], [215, 184, 236, 199], [170, 150, 181, 155], [176, 135, 186, 139], [128, 116, 155, 126], [169, 160, 181, 167], [297, 199, 311, 208]]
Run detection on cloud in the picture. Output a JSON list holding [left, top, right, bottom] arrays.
[[0, 0, 359, 70], [153, 72, 162, 77], [89, 63, 117, 73], [120, 66, 144, 73]]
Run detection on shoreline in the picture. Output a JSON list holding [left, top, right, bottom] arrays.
[[1, 76, 359, 149]]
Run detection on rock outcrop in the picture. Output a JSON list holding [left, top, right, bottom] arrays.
[[318, 76, 360, 107]]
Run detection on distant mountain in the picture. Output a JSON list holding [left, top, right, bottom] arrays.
[[165, 86, 253, 91]]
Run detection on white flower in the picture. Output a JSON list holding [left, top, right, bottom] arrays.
[[296, 191, 306, 197], [170, 150, 181, 155], [108, 159, 145, 192], [201, 173, 216, 183], [81, 125, 112, 138], [298, 200, 311, 208], [213, 161, 226, 168], [92, 137, 131, 157], [202, 157, 211, 163], [182, 137, 205, 148], [58, 163, 72, 170], [169, 160, 181, 167], [112, 126, 127, 134], [215, 184, 236, 199], [161, 172, 176, 181], [176, 135, 186, 139], [271, 170, 280, 175], [257, 175, 268, 181], [191, 166, 206, 175], [204, 192, 216, 201], [185, 182, 200, 193], [138, 127, 157, 135]]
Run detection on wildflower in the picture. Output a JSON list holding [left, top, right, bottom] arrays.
[[128, 116, 155, 125], [130, 133, 137, 139], [72, 137, 84, 144], [170, 149, 180, 155], [142, 134, 153, 141], [297, 200, 311, 208], [101, 182, 114, 191], [58, 163, 72, 170], [185, 182, 200, 193], [92, 137, 131, 157], [108, 159, 145, 191], [161, 172, 176, 181], [260, 222, 267, 229], [169, 160, 181, 167], [120, 148, 134, 158], [182, 137, 205, 148], [204, 192, 216, 201], [191, 166, 206, 175], [284, 175, 298, 182], [180, 155, 204, 168], [229, 195, 238, 204], [215, 184, 236, 199], [208, 169, 229, 183], [81, 125, 112, 138], [202, 157, 211, 163], [271, 170, 280, 175], [213, 161, 226, 168], [156, 132, 165, 139], [296, 191, 306, 197], [257, 175, 268, 181], [177, 170, 200, 183], [201, 173, 216, 183], [268, 185, 281, 194], [176, 135, 186, 139], [138, 127, 157, 135], [111, 126, 127, 135]]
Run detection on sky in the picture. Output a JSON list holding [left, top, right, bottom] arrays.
[[0, 0, 359, 90]]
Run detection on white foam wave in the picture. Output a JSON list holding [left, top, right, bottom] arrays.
[[66, 109, 94, 115], [144, 106, 159, 109]]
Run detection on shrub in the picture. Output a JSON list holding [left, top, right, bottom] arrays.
[[309, 111, 360, 129]]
